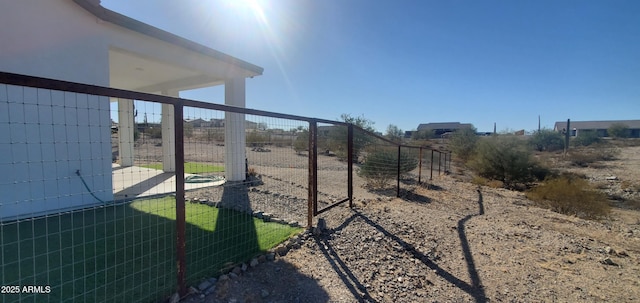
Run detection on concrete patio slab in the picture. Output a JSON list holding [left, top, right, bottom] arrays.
[[112, 164, 225, 201]]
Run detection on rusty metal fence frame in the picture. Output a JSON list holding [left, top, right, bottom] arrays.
[[0, 71, 449, 298]]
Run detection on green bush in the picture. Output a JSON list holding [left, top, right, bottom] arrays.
[[469, 135, 544, 188], [247, 131, 268, 147], [293, 129, 309, 154], [530, 129, 564, 151], [449, 126, 478, 161], [358, 149, 418, 188], [608, 123, 630, 138], [572, 130, 600, 146], [526, 175, 610, 220], [328, 114, 376, 162]]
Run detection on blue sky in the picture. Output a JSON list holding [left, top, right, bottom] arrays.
[[103, 0, 640, 133]]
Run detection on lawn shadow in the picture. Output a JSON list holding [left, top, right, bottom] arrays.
[[317, 188, 487, 303]]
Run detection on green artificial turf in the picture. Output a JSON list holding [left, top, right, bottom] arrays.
[[141, 162, 225, 174], [0, 197, 301, 303]]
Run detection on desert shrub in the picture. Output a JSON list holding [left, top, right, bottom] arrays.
[[412, 129, 436, 140], [358, 149, 418, 188], [184, 123, 194, 138], [293, 129, 309, 154], [386, 124, 404, 142], [471, 176, 504, 188], [569, 145, 619, 167], [145, 127, 162, 139], [449, 126, 478, 161], [530, 129, 564, 152], [608, 123, 630, 138], [247, 131, 268, 147], [526, 175, 610, 220], [328, 114, 376, 162], [572, 130, 600, 146], [198, 129, 225, 142], [468, 135, 544, 188]]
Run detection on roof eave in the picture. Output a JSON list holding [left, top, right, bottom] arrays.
[[73, 0, 264, 77]]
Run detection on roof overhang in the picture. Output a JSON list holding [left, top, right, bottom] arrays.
[[74, 0, 264, 93]]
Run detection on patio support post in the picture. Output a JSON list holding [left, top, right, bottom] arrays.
[[161, 89, 179, 172], [224, 78, 246, 181], [117, 98, 134, 167]]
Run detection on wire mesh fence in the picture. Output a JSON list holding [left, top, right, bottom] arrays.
[[0, 72, 448, 302]]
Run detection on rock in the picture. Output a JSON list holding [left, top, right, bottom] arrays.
[[250, 258, 259, 267], [232, 266, 242, 275], [169, 293, 180, 303], [260, 289, 270, 298], [198, 280, 212, 291], [208, 277, 217, 284], [600, 257, 617, 266], [604, 246, 615, 255], [605, 176, 618, 180], [219, 274, 229, 281], [188, 286, 199, 295], [229, 272, 239, 279], [258, 255, 267, 263], [266, 253, 276, 261], [276, 245, 290, 256], [617, 250, 629, 257], [241, 263, 248, 271]]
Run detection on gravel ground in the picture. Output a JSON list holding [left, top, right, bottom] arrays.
[[179, 176, 640, 303], [170, 145, 640, 303], [125, 140, 640, 303]]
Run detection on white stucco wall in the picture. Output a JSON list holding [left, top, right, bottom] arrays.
[[0, 84, 113, 220], [0, 0, 113, 220]]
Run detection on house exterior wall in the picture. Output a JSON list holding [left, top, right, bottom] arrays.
[[0, 0, 110, 85], [0, 84, 113, 221], [0, 0, 113, 220]]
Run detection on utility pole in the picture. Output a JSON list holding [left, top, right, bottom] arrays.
[[538, 115, 541, 132], [493, 122, 496, 135], [564, 119, 570, 155]]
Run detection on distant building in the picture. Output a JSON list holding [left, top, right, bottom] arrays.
[[417, 122, 473, 136], [553, 120, 640, 138], [404, 131, 414, 138]]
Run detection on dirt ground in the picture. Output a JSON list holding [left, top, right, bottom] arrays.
[[168, 142, 640, 303]]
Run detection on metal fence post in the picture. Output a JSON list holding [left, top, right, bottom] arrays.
[[430, 149, 434, 180], [347, 124, 354, 207], [397, 145, 401, 197], [418, 147, 423, 184], [438, 151, 442, 175], [444, 152, 448, 173], [307, 120, 317, 227], [564, 119, 571, 155], [173, 101, 187, 296]]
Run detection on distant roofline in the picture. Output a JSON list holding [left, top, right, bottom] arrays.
[[553, 119, 640, 129], [73, 0, 264, 76]]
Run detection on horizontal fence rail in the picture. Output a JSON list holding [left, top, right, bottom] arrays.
[[0, 71, 449, 302]]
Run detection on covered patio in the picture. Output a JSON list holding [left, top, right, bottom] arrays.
[[112, 164, 225, 201]]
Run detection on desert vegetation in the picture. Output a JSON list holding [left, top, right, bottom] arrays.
[[357, 148, 418, 188], [446, 128, 636, 220]]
